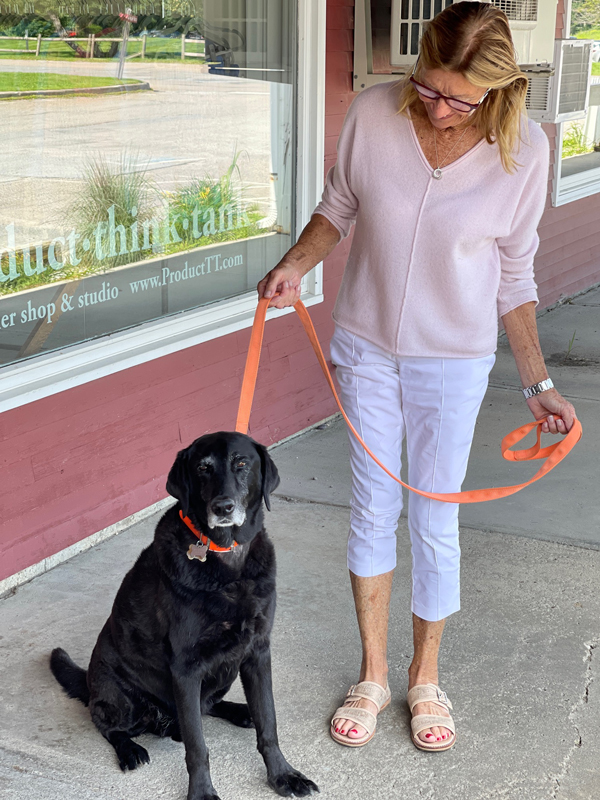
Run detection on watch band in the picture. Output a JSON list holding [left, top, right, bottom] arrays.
[[522, 378, 554, 399]]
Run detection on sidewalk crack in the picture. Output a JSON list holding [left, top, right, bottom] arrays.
[[273, 493, 350, 509], [549, 637, 599, 799]]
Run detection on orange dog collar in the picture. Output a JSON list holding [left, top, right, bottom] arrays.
[[180, 510, 239, 561]]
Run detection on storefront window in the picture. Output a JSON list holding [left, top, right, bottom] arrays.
[[0, 1, 296, 366]]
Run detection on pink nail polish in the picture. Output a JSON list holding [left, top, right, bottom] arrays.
[[426, 733, 433, 739], [437, 737, 441, 741], [350, 729, 358, 734], [335, 728, 339, 733]]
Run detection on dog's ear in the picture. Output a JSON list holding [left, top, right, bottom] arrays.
[[166, 448, 192, 518], [256, 444, 280, 512]]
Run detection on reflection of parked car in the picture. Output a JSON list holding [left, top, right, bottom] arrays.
[[592, 41, 600, 63]]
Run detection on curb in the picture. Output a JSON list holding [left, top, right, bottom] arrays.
[[0, 81, 151, 99]]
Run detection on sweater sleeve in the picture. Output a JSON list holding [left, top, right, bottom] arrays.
[[496, 126, 550, 318], [312, 99, 360, 239]]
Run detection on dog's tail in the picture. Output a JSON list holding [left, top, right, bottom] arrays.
[[50, 648, 90, 706]]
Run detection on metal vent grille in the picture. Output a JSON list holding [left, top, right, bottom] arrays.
[[558, 41, 592, 115], [524, 73, 550, 112], [490, 0, 537, 22], [396, 0, 454, 57]]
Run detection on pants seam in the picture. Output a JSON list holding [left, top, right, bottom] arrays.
[[350, 332, 376, 576]]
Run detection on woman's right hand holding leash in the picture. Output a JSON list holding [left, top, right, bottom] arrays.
[[257, 213, 341, 309], [257, 260, 304, 309]]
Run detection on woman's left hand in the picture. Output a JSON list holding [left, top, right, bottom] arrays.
[[526, 388, 577, 434]]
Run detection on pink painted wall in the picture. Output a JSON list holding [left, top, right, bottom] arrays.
[[0, 0, 355, 584], [555, 0, 566, 38], [537, 124, 600, 307]]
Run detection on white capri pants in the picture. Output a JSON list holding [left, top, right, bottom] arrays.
[[330, 324, 495, 622]]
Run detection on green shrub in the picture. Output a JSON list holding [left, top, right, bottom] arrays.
[[562, 123, 594, 158], [165, 151, 263, 252], [68, 154, 158, 271], [575, 28, 600, 39], [2, 16, 54, 37]]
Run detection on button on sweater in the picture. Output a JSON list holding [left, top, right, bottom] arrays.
[[314, 82, 550, 358]]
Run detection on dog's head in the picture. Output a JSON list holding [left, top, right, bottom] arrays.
[[166, 432, 280, 546]]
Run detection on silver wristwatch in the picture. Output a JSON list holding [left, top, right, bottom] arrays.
[[522, 378, 554, 399]]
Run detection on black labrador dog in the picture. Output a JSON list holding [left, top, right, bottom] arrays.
[[50, 431, 318, 800]]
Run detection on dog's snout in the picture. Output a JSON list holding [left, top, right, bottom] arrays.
[[211, 496, 235, 516]]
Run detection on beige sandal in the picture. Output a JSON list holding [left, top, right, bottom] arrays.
[[407, 683, 456, 752], [330, 681, 391, 747]]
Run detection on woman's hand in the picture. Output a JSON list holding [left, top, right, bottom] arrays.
[[257, 214, 341, 309], [526, 388, 577, 435], [257, 261, 304, 309], [501, 303, 577, 436]]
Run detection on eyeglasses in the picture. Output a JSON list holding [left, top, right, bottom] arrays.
[[409, 61, 490, 114]]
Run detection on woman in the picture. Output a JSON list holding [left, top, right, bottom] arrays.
[[257, 2, 577, 752]]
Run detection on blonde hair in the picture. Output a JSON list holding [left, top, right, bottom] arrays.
[[398, 2, 529, 173]]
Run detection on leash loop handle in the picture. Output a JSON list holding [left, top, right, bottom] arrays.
[[236, 297, 582, 504]]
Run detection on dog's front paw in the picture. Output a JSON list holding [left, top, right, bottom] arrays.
[[268, 770, 319, 797], [117, 740, 150, 771]]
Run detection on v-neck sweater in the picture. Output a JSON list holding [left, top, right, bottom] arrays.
[[313, 82, 550, 359]]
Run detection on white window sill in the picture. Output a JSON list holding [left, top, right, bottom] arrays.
[[553, 163, 600, 205], [0, 288, 324, 414], [552, 122, 600, 206]]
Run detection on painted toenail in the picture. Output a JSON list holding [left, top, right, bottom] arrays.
[[335, 728, 339, 733], [437, 737, 441, 741], [426, 733, 433, 739], [350, 729, 358, 734]]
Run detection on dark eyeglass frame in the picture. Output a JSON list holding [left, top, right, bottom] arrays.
[[409, 60, 490, 113]]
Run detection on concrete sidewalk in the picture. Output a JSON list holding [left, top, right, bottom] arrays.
[[1, 287, 599, 800]]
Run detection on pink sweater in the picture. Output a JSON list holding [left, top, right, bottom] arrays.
[[314, 82, 550, 358]]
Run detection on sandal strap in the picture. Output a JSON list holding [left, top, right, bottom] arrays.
[[331, 706, 377, 733], [411, 713, 456, 738], [407, 683, 453, 712], [344, 681, 390, 711]]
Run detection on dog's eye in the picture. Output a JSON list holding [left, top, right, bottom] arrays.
[[197, 464, 210, 473], [235, 461, 247, 469]]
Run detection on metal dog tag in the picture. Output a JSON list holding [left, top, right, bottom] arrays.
[[187, 542, 209, 562]]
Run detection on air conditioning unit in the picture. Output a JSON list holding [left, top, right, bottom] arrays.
[[490, 0, 557, 65], [389, 0, 558, 67], [524, 39, 593, 123], [390, 0, 456, 67], [522, 63, 553, 117]]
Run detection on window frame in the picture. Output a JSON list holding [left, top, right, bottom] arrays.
[[552, 118, 600, 207], [0, 0, 326, 414], [551, 0, 600, 206]]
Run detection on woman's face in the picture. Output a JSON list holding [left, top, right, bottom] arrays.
[[417, 68, 488, 129]]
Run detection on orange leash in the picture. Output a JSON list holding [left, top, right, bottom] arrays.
[[236, 298, 582, 504]]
